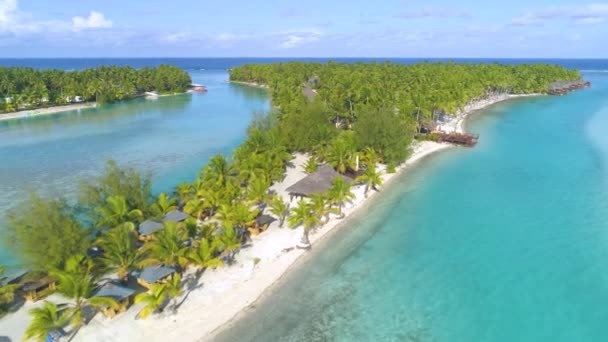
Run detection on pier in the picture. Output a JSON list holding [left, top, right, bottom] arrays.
[[437, 132, 479, 147], [548, 80, 591, 95]]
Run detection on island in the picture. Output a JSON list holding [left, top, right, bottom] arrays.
[[0, 61, 587, 341], [0, 64, 192, 119]]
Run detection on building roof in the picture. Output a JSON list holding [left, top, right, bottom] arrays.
[[302, 85, 317, 102], [21, 276, 54, 292], [286, 164, 352, 197], [138, 266, 176, 284], [0, 269, 28, 287], [139, 220, 164, 236], [255, 214, 276, 227], [93, 282, 135, 301], [163, 210, 189, 223]]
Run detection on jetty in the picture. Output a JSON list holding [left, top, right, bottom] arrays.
[[437, 132, 479, 147], [548, 80, 591, 95]]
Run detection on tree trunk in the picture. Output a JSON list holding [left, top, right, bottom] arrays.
[[297, 229, 311, 249]]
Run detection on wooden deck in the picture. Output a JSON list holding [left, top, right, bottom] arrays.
[[437, 132, 479, 147]]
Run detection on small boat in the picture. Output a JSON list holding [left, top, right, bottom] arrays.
[[190, 83, 208, 93]]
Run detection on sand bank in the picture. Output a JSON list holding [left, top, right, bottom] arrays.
[[0, 103, 98, 122]]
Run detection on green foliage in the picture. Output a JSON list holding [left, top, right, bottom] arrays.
[[150, 193, 179, 218], [139, 222, 189, 269], [50, 255, 119, 327], [96, 223, 143, 282], [3, 193, 90, 271], [304, 156, 319, 174], [216, 223, 241, 262], [94, 195, 144, 228], [357, 166, 384, 198], [0, 64, 191, 113], [188, 238, 224, 270], [354, 106, 414, 164], [268, 195, 290, 228], [79, 160, 152, 225], [24, 302, 69, 342], [0, 266, 18, 315], [325, 133, 357, 174], [134, 273, 182, 319], [277, 102, 338, 151], [326, 177, 356, 217]]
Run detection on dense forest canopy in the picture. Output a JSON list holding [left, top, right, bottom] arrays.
[[0, 64, 191, 113], [229, 62, 581, 121]]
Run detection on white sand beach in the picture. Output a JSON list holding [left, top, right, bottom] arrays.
[[0, 94, 531, 342], [0, 103, 97, 122]]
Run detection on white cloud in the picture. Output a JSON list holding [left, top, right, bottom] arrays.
[[72, 11, 112, 30], [0, 0, 17, 24], [395, 6, 472, 19], [277, 29, 322, 49], [513, 3, 608, 25]]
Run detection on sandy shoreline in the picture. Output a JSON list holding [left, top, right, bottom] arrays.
[[0, 103, 98, 122], [228, 80, 270, 89], [0, 93, 532, 342]]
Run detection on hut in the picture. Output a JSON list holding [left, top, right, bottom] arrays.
[[302, 85, 317, 102], [21, 276, 56, 302], [92, 282, 135, 318], [249, 214, 277, 235], [137, 266, 176, 290], [286, 165, 352, 200], [0, 269, 27, 288], [163, 210, 189, 223], [138, 220, 164, 241]]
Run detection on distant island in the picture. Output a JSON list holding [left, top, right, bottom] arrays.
[[0, 64, 192, 116], [0, 61, 588, 341]]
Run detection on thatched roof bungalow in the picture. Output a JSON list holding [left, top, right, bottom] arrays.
[[286, 165, 352, 199], [137, 266, 176, 290], [138, 220, 164, 241], [163, 210, 189, 223], [21, 276, 56, 302], [93, 282, 136, 318]]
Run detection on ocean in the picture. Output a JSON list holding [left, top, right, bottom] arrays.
[[2, 58, 608, 341]]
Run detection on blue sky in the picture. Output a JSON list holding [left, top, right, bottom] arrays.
[[0, 0, 606, 57]]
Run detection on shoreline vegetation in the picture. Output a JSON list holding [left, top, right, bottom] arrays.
[[0, 61, 584, 341], [0, 64, 192, 120]]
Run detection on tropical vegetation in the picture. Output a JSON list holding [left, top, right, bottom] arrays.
[[0, 64, 191, 113]]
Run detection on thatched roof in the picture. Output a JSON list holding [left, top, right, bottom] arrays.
[[138, 266, 175, 284], [163, 210, 189, 222], [21, 276, 54, 292], [93, 282, 135, 301], [139, 220, 164, 236], [286, 165, 352, 197], [255, 214, 276, 227], [0, 269, 27, 287], [303, 85, 317, 102]]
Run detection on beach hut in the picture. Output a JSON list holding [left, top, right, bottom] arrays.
[[137, 266, 176, 290], [92, 282, 135, 318], [21, 276, 56, 302], [0, 269, 28, 288], [286, 165, 352, 200], [138, 220, 164, 241], [163, 210, 189, 223], [302, 85, 317, 102], [249, 214, 277, 235]]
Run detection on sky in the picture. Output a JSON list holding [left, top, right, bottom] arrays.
[[0, 0, 606, 58]]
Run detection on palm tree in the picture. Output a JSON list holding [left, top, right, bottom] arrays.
[[309, 193, 338, 224], [175, 183, 193, 204], [24, 302, 69, 342], [134, 273, 182, 319], [133, 283, 166, 319], [95, 195, 143, 228], [356, 166, 384, 198], [50, 255, 119, 327], [183, 198, 207, 221], [326, 177, 356, 218], [246, 176, 271, 206], [96, 224, 143, 282], [267, 195, 290, 228], [325, 140, 355, 174], [287, 200, 320, 249], [359, 147, 380, 169], [216, 223, 241, 262], [0, 266, 17, 308], [188, 238, 224, 270], [203, 154, 234, 187], [229, 202, 259, 230], [139, 222, 189, 270], [150, 193, 178, 217]]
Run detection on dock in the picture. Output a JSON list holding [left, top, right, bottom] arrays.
[[548, 80, 591, 95], [437, 132, 479, 147]]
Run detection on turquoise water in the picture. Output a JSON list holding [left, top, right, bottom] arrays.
[[0, 70, 269, 266], [214, 72, 608, 341]]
